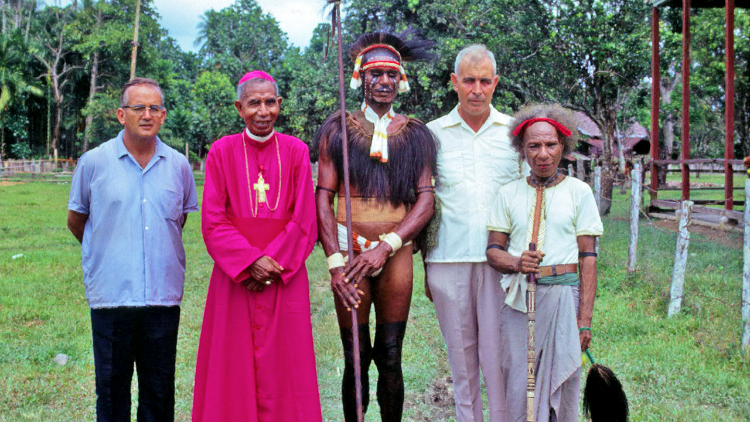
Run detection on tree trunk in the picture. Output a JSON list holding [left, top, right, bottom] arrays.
[[660, 72, 679, 159], [82, 21, 101, 153], [130, 0, 141, 79], [597, 114, 617, 216], [1, 124, 5, 160], [53, 98, 62, 154], [24, 2, 31, 42]]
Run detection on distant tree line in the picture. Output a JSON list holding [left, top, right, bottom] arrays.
[[0, 0, 747, 211]]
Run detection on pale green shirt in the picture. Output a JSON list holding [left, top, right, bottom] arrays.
[[486, 176, 603, 312], [487, 176, 604, 266], [425, 105, 526, 263]]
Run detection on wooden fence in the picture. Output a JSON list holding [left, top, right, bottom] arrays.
[[0, 158, 75, 177]]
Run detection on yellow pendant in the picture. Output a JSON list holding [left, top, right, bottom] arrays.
[[253, 173, 270, 204]]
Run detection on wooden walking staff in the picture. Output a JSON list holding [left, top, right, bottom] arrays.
[[329, 1, 364, 420], [526, 186, 545, 422]]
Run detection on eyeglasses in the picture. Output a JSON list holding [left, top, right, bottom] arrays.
[[122, 105, 165, 117]]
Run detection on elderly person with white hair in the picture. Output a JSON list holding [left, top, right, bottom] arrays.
[[486, 103, 603, 422], [424, 44, 527, 422]]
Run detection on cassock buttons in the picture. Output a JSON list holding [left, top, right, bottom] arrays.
[[256, 305, 262, 310], [256, 325, 261, 330], [254, 346, 259, 351]]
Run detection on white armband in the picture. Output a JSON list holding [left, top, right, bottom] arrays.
[[326, 252, 346, 270], [381, 232, 403, 256]]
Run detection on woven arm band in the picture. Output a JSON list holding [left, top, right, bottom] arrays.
[[486, 243, 506, 252], [578, 251, 598, 258], [326, 252, 345, 270], [382, 232, 403, 256]]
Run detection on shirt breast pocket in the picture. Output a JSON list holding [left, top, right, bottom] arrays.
[[436, 150, 463, 187], [490, 150, 521, 185], [162, 186, 183, 222]]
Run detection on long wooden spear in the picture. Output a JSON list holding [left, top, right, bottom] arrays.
[[526, 186, 544, 422], [330, 1, 364, 421]]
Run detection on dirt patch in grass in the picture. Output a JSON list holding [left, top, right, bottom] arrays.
[[406, 375, 455, 421], [0, 181, 24, 186], [23, 319, 45, 328], [664, 181, 721, 188], [643, 217, 743, 249]]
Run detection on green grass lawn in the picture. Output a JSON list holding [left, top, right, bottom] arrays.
[[1, 179, 749, 421]]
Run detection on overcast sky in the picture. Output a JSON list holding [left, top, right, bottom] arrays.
[[154, 0, 327, 52], [61, 0, 327, 53]]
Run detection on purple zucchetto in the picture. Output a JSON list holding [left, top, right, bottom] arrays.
[[237, 70, 276, 86]]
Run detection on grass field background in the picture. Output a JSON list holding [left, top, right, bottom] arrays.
[[1, 174, 749, 421]]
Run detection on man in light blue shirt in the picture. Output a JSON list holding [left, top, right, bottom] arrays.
[[67, 77, 198, 422]]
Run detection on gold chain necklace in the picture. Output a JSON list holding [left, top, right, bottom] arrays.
[[242, 132, 282, 217]]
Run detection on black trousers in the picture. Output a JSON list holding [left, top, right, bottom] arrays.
[[90, 306, 180, 422]]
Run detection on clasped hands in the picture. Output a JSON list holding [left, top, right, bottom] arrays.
[[330, 244, 391, 311], [243, 255, 284, 292]]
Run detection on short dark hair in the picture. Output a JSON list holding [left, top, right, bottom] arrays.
[[509, 103, 578, 158], [120, 77, 164, 106]]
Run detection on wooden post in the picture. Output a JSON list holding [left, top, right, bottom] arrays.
[[54, 148, 58, 165], [567, 163, 574, 178], [594, 166, 602, 211], [577, 159, 585, 181], [725, 0, 735, 210], [594, 166, 602, 253], [200, 159, 205, 173], [681, 0, 691, 201], [628, 163, 642, 272], [741, 179, 750, 348], [668, 200, 693, 317], [651, 6, 661, 202], [185, 142, 189, 159]]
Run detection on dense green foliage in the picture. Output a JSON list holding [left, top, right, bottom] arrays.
[[0, 0, 747, 173]]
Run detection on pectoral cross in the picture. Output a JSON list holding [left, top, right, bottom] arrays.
[[253, 173, 270, 204]]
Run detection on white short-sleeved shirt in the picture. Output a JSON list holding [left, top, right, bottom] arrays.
[[487, 176, 603, 266], [425, 105, 528, 263]]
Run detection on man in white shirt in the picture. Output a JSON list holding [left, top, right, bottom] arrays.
[[424, 44, 524, 422]]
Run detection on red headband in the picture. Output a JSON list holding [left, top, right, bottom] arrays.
[[357, 43, 402, 62], [511, 118, 572, 138]]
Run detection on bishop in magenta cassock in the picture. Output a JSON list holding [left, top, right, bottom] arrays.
[[192, 71, 322, 422]]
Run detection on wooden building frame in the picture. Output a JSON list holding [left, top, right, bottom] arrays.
[[650, 0, 748, 222]]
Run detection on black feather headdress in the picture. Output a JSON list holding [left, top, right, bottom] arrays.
[[348, 29, 436, 64]]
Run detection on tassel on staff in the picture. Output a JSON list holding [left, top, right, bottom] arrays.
[[582, 349, 629, 422]]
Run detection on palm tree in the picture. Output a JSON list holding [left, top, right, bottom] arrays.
[[0, 32, 42, 160]]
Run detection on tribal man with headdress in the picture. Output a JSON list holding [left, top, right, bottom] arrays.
[[314, 30, 437, 421]]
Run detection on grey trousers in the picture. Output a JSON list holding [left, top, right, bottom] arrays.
[[426, 262, 506, 422]]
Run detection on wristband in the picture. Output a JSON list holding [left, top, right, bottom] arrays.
[[381, 232, 403, 256], [579, 251, 597, 258], [579, 327, 591, 333], [326, 252, 345, 270]]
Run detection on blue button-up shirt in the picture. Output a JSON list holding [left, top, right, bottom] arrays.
[[68, 131, 199, 308]]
